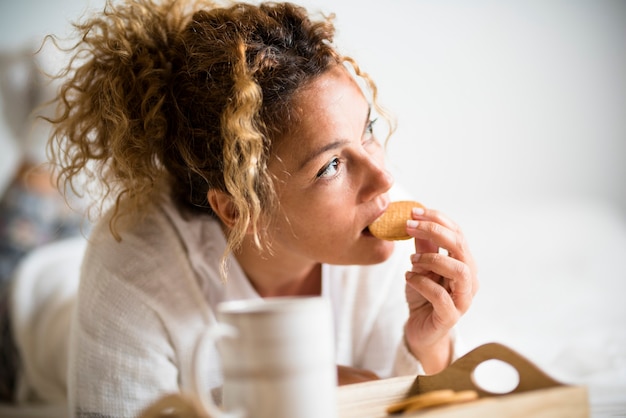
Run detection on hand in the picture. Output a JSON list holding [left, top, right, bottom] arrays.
[[336, 365, 380, 386], [404, 206, 479, 374]]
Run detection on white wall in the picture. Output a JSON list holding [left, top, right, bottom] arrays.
[[1, 0, 624, 215], [315, 0, 626, 217]]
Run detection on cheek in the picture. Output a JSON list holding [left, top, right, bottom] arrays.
[[291, 205, 350, 236], [276, 196, 355, 241]]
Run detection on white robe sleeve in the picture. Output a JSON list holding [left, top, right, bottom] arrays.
[[68, 261, 180, 418]]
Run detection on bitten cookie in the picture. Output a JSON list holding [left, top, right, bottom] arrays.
[[368, 200, 424, 241]]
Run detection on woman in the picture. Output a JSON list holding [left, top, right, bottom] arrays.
[[42, 0, 478, 416]]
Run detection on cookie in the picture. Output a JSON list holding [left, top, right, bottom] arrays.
[[386, 389, 455, 414], [386, 389, 478, 414], [368, 201, 424, 241]]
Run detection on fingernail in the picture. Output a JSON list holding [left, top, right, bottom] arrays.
[[407, 220, 419, 229], [410, 254, 421, 263], [412, 207, 425, 216]]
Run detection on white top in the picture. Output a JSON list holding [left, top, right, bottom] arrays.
[[14, 190, 454, 417]]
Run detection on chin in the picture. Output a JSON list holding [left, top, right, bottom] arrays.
[[320, 238, 395, 266], [358, 240, 395, 265]]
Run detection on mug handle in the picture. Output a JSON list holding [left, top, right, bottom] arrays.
[[191, 323, 244, 418]]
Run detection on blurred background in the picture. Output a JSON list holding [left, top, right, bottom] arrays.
[[0, 1, 624, 417], [0, 0, 625, 213]]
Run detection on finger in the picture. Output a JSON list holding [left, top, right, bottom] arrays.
[[411, 253, 476, 311], [411, 207, 460, 232], [405, 272, 459, 327], [408, 207, 478, 287], [406, 218, 471, 264], [413, 236, 439, 258]]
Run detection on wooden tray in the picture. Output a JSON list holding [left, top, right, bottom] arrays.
[[337, 342, 589, 418]]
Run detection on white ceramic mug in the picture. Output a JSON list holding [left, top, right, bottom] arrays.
[[193, 296, 337, 418]]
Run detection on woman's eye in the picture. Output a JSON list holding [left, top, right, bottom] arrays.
[[317, 157, 340, 179], [363, 118, 380, 148], [366, 118, 378, 135], [363, 118, 378, 144]]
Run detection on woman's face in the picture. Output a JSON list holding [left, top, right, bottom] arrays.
[[266, 65, 395, 266]]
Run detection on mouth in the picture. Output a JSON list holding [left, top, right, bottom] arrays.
[[362, 226, 374, 237], [362, 201, 389, 238]]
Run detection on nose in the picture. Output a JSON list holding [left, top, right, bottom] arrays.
[[358, 153, 394, 203]]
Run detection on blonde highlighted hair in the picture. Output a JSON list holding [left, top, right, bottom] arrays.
[[47, 0, 393, 261]]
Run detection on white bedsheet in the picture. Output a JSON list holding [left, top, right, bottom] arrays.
[[456, 197, 626, 417]]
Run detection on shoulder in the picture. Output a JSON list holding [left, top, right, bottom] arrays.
[[75, 197, 222, 351], [83, 201, 182, 283], [79, 195, 224, 316]]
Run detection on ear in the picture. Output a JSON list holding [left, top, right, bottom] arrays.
[[207, 189, 238, 228]]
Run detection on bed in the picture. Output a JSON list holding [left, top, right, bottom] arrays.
[[456, 197, 626, 416]]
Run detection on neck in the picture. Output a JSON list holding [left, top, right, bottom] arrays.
[[234, 236, 322, 298]]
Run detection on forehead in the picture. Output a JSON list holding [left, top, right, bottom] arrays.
[[295, 65, 366, 118], [273, 66, 369, 161]]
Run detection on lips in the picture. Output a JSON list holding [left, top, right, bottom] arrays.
[[362, 198, 390, 237]]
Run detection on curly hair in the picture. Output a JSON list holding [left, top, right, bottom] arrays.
[[47, 0, 393, 261]]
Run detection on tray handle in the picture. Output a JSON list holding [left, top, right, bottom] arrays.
[[407, 342, 564, 398]]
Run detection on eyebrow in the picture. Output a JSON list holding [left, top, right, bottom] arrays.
[[297, 105, 372, 171]]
